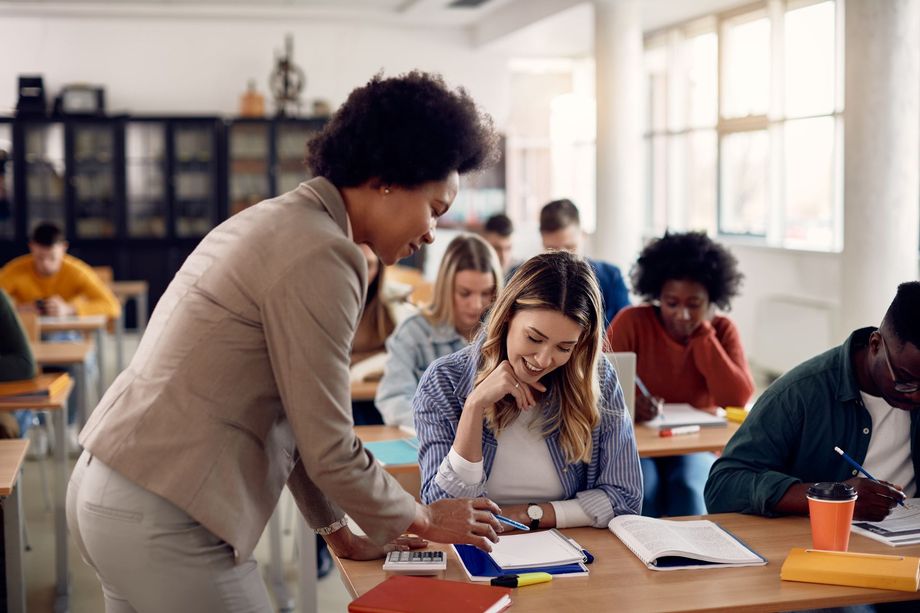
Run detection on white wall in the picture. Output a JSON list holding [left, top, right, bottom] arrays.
[[0, 13, 513, 123]]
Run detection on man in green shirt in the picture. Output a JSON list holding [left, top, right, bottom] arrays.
[[706, 282, 920, 522]]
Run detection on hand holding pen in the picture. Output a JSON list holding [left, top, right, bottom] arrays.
[[634, 376, 664, 423], [834, 446, 908, 521]]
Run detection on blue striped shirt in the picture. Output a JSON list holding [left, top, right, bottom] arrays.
[[414, 343, 643, 527]]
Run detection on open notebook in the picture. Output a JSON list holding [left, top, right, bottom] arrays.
[[640, 403, 727, 430]]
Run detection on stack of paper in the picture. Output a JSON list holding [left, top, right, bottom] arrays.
[[640, 403, 727, 430], [453, 529, 589, 581], [851, 498, 920, 546]]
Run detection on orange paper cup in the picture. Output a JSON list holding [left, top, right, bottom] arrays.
[[807, 482, 857, 551]]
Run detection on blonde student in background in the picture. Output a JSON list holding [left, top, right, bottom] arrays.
[[376, 233, 503, 428], [416, 252, 642, 531]]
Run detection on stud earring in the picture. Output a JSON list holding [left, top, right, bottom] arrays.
[[383, 187, 391, 195]]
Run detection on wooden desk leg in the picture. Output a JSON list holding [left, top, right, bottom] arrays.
[[3, 479, 26, 613], [94, 329, 106, 401], [51, 409, 69, 613], [297, 516, 317, 613], [268, 507, 294, 612]]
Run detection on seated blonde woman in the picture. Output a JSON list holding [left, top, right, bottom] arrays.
[[415, 252, 642, 529], [376, 234, 503, 428]]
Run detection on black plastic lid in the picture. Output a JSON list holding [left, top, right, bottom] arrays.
[[807, 482, 857, 501]]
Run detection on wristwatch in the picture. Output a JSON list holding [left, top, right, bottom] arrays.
[[526, 503, 543, 531]]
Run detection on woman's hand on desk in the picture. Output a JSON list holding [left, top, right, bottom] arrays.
[[410, 497, 503, 552], [325, 529, 428, 561]]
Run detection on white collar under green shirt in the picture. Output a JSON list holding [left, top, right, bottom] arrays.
[[447, 409, 594, 528]]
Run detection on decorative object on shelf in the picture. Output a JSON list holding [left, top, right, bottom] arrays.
[[53, 84, 106, 117], [269, 34, 305, 117], [311, 99, 331, 117], [239, 80, 265, 118], [16, 75, 47, 117]]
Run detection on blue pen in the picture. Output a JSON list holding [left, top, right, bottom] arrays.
[[494, 514, 530, 531], [833, 446, 908, 508]]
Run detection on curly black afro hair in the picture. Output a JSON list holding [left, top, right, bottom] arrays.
[[306, 71, 498, 188], [631, 231, 743, 310], [885, 281, 920, 348]]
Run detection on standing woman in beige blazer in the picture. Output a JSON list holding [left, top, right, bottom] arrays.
[[67, 71, 504, 612]]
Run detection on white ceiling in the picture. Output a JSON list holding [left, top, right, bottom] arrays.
[[0, 0, 752, 49]]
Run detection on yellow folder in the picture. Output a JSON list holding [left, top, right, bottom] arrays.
[[781, 548, 920, 592]]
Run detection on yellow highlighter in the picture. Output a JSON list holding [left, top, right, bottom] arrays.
[[490, 572, 553, 588]]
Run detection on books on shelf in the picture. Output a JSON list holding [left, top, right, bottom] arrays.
[[453, 529, 590, 582], [348, 576, 511, 613], [608, 515, 766, 571], [0, 373, 71, 402], [640, 403, 727, 430], [851, 498, 920, 546], [781, 548, 920, 592], [364, 438, 419, 466]]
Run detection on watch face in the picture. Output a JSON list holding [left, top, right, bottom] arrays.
[[527, 505, 543, 520]]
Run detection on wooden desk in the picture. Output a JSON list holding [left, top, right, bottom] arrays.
[[633, 422, 740, 458], [110, 280, 149, 372], [0, 439, 28, 613], [40, 315, 108, 400], [336, 513, 920, 611], [351, 380, 379, 402], [0, 377, 74, 613]]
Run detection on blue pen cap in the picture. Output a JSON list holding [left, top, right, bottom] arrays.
[[807, 482, 857, 501]]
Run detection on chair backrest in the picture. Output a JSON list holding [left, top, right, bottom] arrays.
[[17, 310, 40, 343], [605, 351, 636, 419], [92, 265, 114, 285]]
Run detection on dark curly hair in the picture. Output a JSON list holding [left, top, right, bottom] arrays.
[[885, 281, 920, 347], [306, 71, 498, 188], [631, 231, 743, 310]]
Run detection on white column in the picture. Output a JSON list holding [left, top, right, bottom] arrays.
[[592, 0, 644, 269], [841, 0, 920, 335]]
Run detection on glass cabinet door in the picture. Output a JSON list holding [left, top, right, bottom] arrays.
[[126, 121, 167, 238], [173, 122, 216, 238], [23, 122, 66, 233], [229, 122, 270, 216], [71, 122, 117, 238], [274, 121, 319, 194], [0, 123, 13, 240]]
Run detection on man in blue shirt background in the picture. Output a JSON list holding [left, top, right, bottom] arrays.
[[538, 199, 629, 329]]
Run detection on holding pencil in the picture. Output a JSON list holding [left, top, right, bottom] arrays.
[[833, 446, 908, 508]]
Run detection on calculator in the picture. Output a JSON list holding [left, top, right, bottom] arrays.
[[382, 550, 447, 575]]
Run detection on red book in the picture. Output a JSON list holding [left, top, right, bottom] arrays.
[[348, 576, 512, 613]]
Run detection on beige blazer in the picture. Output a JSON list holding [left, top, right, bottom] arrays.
[[80, 178, 417, 562]]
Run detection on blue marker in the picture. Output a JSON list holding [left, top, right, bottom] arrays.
[[494, 514, 530, 531], [834, 446, 908, 508]]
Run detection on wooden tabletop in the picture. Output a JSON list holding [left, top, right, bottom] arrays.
[[0, 376, 73, 410], [110, 280, 149, 299], [0, 439, 30, 496], [39, 314, 109, 332], [32, 340, 94, 366], [335, 513, 920, 612], [633, 421, 740, 457], [352, 380, 379, 402]]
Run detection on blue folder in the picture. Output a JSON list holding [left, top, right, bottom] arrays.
[[453, 544, 588, 581], [364, 438, 419, 466]]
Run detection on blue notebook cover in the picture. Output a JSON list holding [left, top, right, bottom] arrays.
[[364, 438, 419, 466], [453, 544, 588, 581]]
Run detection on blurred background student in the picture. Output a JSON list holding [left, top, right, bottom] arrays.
[[416, 251, 642, 528], [376, 233, 503, 428], [606, 231, 754, 517], [0, 288, 37, 439], [482, 213, 515, 275]]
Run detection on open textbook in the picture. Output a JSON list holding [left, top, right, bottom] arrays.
[[851, 498, 920, 546], [640, 403, 727, 430], [608, 515, 766, 571]]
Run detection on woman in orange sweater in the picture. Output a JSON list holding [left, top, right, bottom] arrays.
[[606, 231, 754, 517]]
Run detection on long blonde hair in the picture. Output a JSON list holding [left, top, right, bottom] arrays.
[[425, 234, 503, 331], [476, 251, 603, 464]]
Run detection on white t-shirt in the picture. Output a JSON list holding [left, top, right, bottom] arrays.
[[860, 391, 916, 497], [448, 409, 594, 528]]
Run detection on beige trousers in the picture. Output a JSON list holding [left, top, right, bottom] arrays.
[[66, 451, 273, 613]]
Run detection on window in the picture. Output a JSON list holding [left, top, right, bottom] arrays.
[[644, 0, 842, 251]]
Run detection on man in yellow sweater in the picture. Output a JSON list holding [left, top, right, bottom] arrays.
[[0, 222, 120, 319]]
